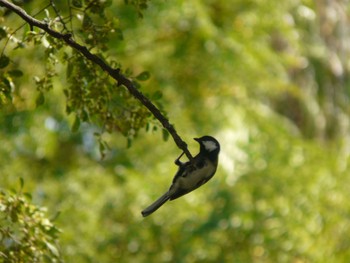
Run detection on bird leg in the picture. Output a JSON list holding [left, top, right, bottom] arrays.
[[174, 151, 185, 166]]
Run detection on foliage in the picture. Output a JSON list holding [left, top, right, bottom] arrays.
[[0, 179, 62, 262], [1, 0, 350, 262], [0, 0, 159, 144]]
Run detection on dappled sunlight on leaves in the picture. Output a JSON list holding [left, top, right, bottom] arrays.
[[1, 0, 350, 262]]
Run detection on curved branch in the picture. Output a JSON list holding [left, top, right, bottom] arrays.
[[0, 0, 193, 161]]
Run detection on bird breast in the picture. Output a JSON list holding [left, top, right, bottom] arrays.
[[170, 161, 216, 192]]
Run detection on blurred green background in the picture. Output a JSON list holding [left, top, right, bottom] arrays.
[[1, 0, 350, 262]]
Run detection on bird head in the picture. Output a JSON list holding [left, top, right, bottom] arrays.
[[194, 136, 220, 156]]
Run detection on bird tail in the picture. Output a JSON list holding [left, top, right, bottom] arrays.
[[141, 192, 170, 217]]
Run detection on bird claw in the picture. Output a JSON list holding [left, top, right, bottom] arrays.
[[174, 152, 185, 166]]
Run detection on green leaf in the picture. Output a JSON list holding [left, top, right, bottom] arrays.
[[63, 89, 69, 98], [99, 141, 105, 152], [133, 81, 141, 89], [72, 116, 81, 132], [8, 69, 23, 77], [1, 77, 12, 101], [0, 55, 10, 68], [136, 71, 150, 81], [46, 242, 60, 257], [152, 90, 163, 100], [162, 129, 169, 141], [81, 109, 89, 121], [140, 3, 148, 9], [23, 192, 32, 200], [14, 42, 25, 50], [72, 0, 83, 8], [127, 137, 132, 148], [83, 15, 93, 29], [2, 76, 11, 89], [36, 92, 45, 107], [125, 68, 133, 76], [0, 27, 7, 40]]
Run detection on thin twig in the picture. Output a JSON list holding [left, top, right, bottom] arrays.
[[1, 3, 51, 56], [67, 0, 74, 36], [50, 0, 70, 33], [0, 0, 194, 161]]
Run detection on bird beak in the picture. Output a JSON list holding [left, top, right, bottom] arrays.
[[194, 138, 200, 142]]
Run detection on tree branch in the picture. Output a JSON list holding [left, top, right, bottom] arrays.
[[0, 0, 193, 161]]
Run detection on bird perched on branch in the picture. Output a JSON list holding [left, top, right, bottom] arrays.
[[141, 135, 220, 217]]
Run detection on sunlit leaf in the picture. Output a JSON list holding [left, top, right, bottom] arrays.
[[46, 242, 59, 257]]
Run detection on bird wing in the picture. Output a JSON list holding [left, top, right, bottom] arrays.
[[168, 159, 217, 200]]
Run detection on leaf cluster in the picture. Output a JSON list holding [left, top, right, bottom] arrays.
[[0, 0, 162, 146], [0, 180, 62, 263], [64, 51, 151, 139]]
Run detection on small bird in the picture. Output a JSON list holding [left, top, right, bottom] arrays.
[[141, 135, 220, 217]]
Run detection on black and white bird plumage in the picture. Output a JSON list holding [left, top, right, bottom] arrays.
[[141, 136, 220, 217]]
